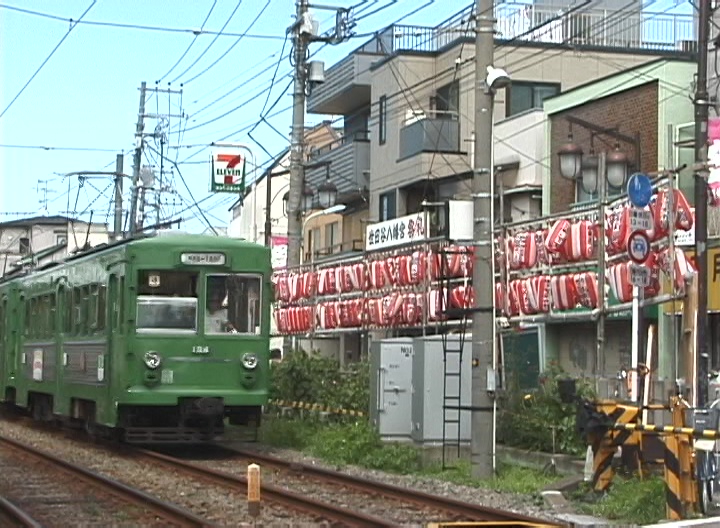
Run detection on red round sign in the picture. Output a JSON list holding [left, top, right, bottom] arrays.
[[627, 230, 651, 264]]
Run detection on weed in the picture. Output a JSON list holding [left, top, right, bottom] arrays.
[[574, 476, 665, 525]]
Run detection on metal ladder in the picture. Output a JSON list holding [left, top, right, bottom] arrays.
[[439, 246, 470, 469]]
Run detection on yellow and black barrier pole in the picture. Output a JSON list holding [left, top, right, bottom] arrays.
[[590, 404, 641, 493]]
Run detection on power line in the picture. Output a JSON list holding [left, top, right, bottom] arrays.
[[182, 0, 272, 86], [0, 3, 286, 40], [170, 0, 244, 84], [0, 144, 120, 152], [157, 0, 218, 84], [0, 0, 96, 120]]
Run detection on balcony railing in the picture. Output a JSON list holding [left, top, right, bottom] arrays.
[[308, 130, 369, 160], [306, 133, 370, 196], [361, 3, 694, 55], [399, 115, 460, 160], [304, 239, 364, 263]]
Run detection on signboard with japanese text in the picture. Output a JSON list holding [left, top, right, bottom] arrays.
[[663, 246, 720, 313], [210, 151, 246, 193], [271, 235, 288, 270], [365, 212, 429, 251]]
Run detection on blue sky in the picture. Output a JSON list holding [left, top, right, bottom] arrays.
[[0, 0, 695, 233], [0, 0, 473, 232]]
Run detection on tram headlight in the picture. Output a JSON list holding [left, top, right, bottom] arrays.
[[143, 351, 162, 370], [241, 353, 258, 370]]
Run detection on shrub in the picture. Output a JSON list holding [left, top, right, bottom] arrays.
[[498, 362, 595, 455], [269, 350, 370, 413]]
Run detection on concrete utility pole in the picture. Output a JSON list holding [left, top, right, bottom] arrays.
[[694, 0, 711, 407], [286, 0, 310, 268], [471, 0, 496, 479], [129, 82, 147, 235], [114, 154, 124, 240]]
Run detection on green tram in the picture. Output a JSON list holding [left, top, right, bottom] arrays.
[[0, 233, 272, 443]]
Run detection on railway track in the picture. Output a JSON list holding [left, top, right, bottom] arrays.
[[134, 447, 397, 527], [141, 445, 561, 526], [225, 446, 562, 525], [0, 434, 212, 528], [0, 496, 43, 528]]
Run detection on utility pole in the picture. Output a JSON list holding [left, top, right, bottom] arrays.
[[286, 0, 310, 268], [114, 154, 124, 240], [129, 82, 147, 235], [471, 0, 496, 479], [694, 0, 711, 407]]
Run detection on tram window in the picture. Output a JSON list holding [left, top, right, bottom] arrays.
[[118, 276, 125, 332], [64, 289, 73, 334], [72, 287, 82, 336], [48, 294, 56, 334], [96, 284, 106, 331], [205, 274, 261, 335], [135, 270, 198, 334]]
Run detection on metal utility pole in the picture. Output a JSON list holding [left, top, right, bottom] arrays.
[[694, 0, 711, 407], [129, 82, 147, 235], [286, 0, 310, 268], [471, 0, 496, 480], [114, 154, 124, 240]]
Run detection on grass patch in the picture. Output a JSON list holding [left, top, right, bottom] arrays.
[[422, 459, 559, 496], [259, 416, 561, 496], [572, 476, 665, 526]]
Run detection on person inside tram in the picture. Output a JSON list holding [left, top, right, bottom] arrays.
[[205, 279, 236, 333]]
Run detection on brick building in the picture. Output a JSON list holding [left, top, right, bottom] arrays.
[[541, 59, 696, 385]]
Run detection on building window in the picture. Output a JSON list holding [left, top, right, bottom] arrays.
[[19, 237, 30, 255], [379, 190, 396, 221], [56, 234, 67, 246], [506, 82, 560, 117], [325, 221, 339, 254], [434, 81, 459, 119], [379, 95, 387, 145]]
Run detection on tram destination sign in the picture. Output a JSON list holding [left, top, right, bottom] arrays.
[[365, 212, 429, 251], [181, 252, 227, 266]]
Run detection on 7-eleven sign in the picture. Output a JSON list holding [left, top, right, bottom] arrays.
[[210, 152, 246, 193]]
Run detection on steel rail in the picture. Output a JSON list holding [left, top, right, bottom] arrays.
[[136, 448, 396, 527], [0, 496, 44, 528], [0, 435, 212, 528], [227, 447, 562, 525]]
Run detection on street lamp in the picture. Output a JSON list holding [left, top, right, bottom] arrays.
[[606, 144, 630, 189], [558, 133, 584, 181], [556, 116, 638, 196], [317, 176, 338, 209]]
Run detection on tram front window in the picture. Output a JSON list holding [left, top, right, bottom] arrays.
[[205, 274, 261, 335], [136, 271, 198, 333]]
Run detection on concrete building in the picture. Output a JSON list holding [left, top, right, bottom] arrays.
[[229, 122, 340, 247], [306, 1, 695, 252], [0, 215, 109, 277], [297, 2, 695, 364]]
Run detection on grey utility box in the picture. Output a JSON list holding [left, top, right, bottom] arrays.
[[411, 335, 473, 445], [369, 338, 414, 442]]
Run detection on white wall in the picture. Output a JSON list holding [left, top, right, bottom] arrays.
[[229, 161, 290, 245]]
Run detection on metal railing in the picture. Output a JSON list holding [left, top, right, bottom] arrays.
[[366, 3, 694, 55], [304, 239, 364, 262], [308, 130, 370, 160]]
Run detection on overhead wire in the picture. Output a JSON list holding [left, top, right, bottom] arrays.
[[157, 0, 218, 83], [182, 0, 272, 86], [170, 0, 244, 85], [0, 3, 285, 40], [0, 0, 97, 120]]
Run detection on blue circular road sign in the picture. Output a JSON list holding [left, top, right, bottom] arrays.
[[626, 173, 653, 208]]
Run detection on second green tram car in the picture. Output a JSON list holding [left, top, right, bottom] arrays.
[[0, 232, 272, 443]]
